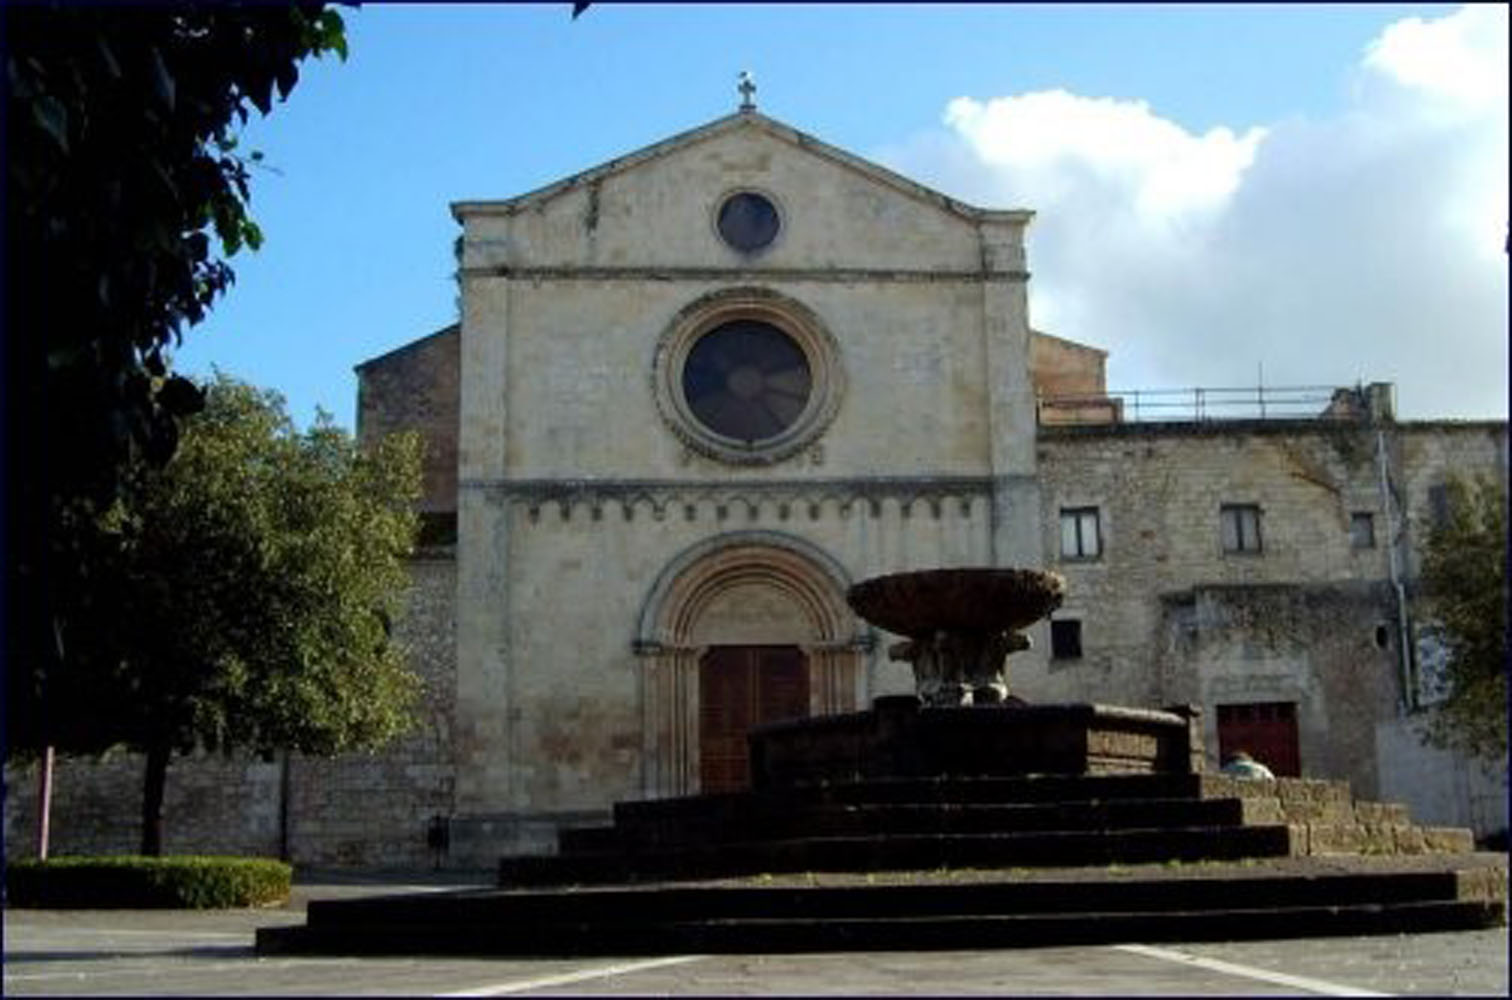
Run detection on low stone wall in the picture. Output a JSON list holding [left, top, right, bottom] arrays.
[[4, 752, 284, 859], [1192, 774, 1477, 857]]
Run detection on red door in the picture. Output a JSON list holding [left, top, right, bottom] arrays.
[[699, 645, 808, 793], [1216, 702, 1300, 777]]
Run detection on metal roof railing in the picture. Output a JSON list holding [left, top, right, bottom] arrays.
[[1037, 384, 1377, 426]]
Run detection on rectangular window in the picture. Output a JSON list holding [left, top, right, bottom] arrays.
[[1059, 507, 1101, 560], [1220, 504, 1263, 554], [1349, 512, 1376, 549], [1050, 619, 1083, 660]]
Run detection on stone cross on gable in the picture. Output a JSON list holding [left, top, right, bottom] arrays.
[[738, 71, 756, 112]]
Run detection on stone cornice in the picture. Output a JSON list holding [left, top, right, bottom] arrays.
[[457, 265, 1030, 284], [450, 110, 1032, 228], [461, 475, 998, 521]]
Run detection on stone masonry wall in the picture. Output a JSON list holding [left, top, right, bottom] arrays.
[[1394, 422, 1508, 580], [1158, 581, 1400, 797], [4, 752, 283, 860], [282, 552, 457, 869], [1029, 330, 1108, 400], [1029, 418, 1506, 814], [355, 325, 460, 514]]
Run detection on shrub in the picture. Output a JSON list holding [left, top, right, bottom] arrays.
[[5, 855, 292, 909]]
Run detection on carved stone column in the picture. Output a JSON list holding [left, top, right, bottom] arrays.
[[635, 642, 702, 799], [803, 639, 868, 716]]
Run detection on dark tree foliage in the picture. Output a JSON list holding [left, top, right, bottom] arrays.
[[12, 374, 423, 855], [1418, 474, 1508, 762], [4, 3, 352, 769]]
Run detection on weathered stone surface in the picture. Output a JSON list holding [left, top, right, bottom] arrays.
[[748, 699, 1196, 787], [847, 568, 1066, 637], [1425, 826, 1477, 853], [6, 109, 1506, 870], [1394, 824, 1429, 854], [356, 325, 459, 515], [846, 568, 1065, 706], [1033, 419, 1507, 837]]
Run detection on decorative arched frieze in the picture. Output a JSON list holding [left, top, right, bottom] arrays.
[[473, 475, 997, 525]]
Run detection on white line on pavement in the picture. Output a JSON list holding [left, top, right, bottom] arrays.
[[436, 955, 708, 997], [1113, 943, 1392, 997], [3, 957, 370, 984]]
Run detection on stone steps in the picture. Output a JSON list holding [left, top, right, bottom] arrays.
[[503, 824, 1301, 886], [257, 856, 1508, 956], [616, 773, 1230, 814], [562, 798, 1262, 851], [512, 774, 1472, 887], [257, 770, 1498, 956], [256, 689, 1497, 957]]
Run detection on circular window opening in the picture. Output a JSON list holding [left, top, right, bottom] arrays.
[[682, 320, 812, 442], [653, 287, 844, 466], [717, 192, 780, 253]]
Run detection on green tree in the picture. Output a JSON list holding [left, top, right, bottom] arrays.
[[11, 374, 424, 856], [4, 2, 353, 783], [1418, 473, 1509, 762]]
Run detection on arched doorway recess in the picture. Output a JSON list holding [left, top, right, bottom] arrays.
[[633, 532, 869, 797]]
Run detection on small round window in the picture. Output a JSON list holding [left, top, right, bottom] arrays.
[[682, 320, 812, 442], [716, 191, 780, 253]]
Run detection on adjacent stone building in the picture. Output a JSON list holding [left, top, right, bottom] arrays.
[[6, 104, 1505, 868]]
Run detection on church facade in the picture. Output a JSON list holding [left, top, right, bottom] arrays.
[[6, 106, 1506, 868]]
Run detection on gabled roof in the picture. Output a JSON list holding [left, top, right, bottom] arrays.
[[450, 110, 1032, 227], [1031, 329, 1109, 358], [353, 322, 459, 374]]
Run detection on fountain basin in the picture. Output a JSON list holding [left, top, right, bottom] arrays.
[[846, 567, 1067, 706], [748, 695, 1204, 789], [846, 567, 1065, 637]]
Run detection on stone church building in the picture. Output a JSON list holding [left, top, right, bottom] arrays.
[[6, 103, 1506, 868]]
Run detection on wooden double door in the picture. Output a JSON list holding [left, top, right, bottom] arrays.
[[699, 645, 808, 793]]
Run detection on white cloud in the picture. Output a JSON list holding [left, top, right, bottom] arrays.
[[1364, 3, 1508, 109], [942, 91, 1266, 224], [878, 5, 1508, 419]]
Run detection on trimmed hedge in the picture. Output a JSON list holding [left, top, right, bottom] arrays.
[[5, 855, 293, 909]]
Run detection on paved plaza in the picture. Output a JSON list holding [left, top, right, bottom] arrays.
[[4, 874, 1507, 996]]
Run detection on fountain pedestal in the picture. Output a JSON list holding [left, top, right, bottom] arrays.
[[735, 566, 1204, 785], [749, 695, 1205, 789]]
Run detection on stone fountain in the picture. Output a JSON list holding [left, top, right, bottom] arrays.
[[847, 567, 1065, 707], [746, 566, 1204, 787], [257, 563, 1502, 957]]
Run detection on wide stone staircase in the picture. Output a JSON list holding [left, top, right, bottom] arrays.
[[259, 770, 1505, 956], [497, 772, 1478, 886]]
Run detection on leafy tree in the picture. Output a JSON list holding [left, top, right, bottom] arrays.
[[4, 2, 353, 785], [1417, 473, 1509, 762], [10, 374, 424, 856]]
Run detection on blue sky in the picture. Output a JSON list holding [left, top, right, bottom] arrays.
[[171, 3, 1508, 428]]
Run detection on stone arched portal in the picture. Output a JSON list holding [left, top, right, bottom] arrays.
[[633, 531, 870, 798]]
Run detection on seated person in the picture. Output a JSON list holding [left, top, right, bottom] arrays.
[[1221, 750, 1276, 780]]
